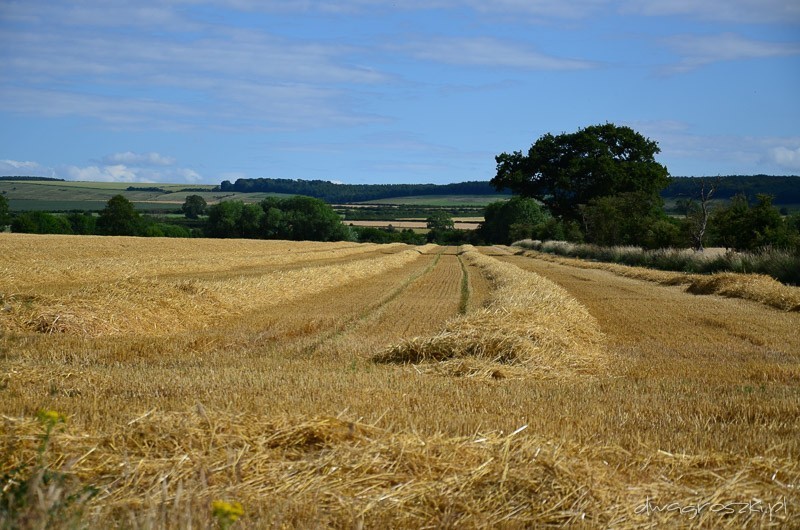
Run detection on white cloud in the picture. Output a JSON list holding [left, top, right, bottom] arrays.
[[0, 159, 55, 177], [1, 159, 42, 171], [637, 132, 800, 176], [62, 156, 206, 183], [397, 37, 596, 70], [102, 152, 176, 166], [65, 164, 140, 182], [176, 168, 203, 182], [767, 146, 800, 171]]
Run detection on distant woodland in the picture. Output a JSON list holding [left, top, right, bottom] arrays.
[[218, 175, 800, 205], [663, 175, 800, 205], [217, 178, 508, 203]]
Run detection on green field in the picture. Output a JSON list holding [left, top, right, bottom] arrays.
[[1, 181, 508, 212], [0, 180, 290, 211], [360, 194, 509, 206]]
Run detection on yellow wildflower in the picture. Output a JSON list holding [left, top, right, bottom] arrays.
[[36, 409, 66, 425], [211, 500, 244, 527]]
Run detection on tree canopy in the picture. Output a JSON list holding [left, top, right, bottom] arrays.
[[206, 196, 350, 241], [181, 195, 207, 219], [492, 123, 670, 223], [0, 194, 9, 227], [480, 197, 549, 244], [96, 195, 142, 236]]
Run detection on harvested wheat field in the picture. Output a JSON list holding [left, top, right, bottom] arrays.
[[1, 234, 799, 529]]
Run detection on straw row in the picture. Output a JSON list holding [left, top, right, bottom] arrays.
[[0, 234, 404, 291], [374, 246, 607, 379], [0, 244, 436, 337]]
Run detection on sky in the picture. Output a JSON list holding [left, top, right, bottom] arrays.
[[1, 1, 799, 185]]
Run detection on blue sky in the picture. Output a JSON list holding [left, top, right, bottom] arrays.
[[1, 1, 798, 185]]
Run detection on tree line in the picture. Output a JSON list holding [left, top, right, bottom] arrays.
[[664, 175, 800, 206], [217, 178, 507, 203], [1, 194, 357, 242]]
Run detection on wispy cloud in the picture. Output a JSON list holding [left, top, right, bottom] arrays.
[[186, 0, 800, 23], [620, 0, 800, 24], [660, 33, 800, 74], [0, 5, 387, 131], [397, 36, 596, 70]]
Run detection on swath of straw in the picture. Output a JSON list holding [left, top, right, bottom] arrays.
[[374, 246, 607, 379], [1, 245, 436, 337]]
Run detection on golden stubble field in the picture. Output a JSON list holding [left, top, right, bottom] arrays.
[[1, 233, 799, 529]]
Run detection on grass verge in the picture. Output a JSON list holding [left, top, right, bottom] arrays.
[[515, 240, 800, 312]]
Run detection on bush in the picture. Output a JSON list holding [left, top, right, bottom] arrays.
[[10, 212, 72, 234]]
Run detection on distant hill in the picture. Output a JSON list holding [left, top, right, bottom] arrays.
[[0, 176, 64, 182], [218, 178, 509, 203], [663, 175, 800, 205]]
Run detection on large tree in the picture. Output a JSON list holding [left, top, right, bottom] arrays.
[[96, 195, 142, 236], [492, 123, 670, 224], [181, 195, 207, 219]]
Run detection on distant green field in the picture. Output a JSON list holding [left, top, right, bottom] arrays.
[[2, 180, 508, 211], [7, 199, 114, 212], [0, 180, 290, 211], [361, 194, 509, 206]]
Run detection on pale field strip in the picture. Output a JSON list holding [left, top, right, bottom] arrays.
[[318, 251, 466, 357], [272, 250, 461, 361], [0, 237, 436, 336], [0, 234, 403, 292], [346, 220, 480, 230], [392, 252, 465, 336], [376, 245, 606, 378]]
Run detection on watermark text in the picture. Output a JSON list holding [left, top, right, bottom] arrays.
[[635, 497, 788, 521]]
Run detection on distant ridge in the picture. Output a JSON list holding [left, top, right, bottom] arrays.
[[0, 176, 65, 182]]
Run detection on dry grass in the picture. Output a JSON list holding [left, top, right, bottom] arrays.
[[0, 234, 402, 291], [375, 246, 606, 380], [3, 409, 795, 529], [0, 239, 435, 336], [1, 234, 798, 528], [513, 245, 800, 312]]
